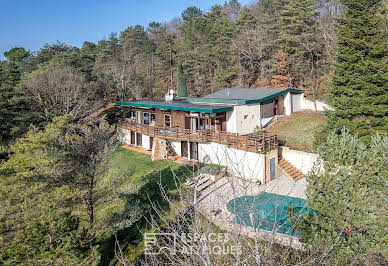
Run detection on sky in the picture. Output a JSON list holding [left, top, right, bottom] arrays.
[[0, 0, 251, 60]]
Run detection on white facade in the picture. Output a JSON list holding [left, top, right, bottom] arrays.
[[198, 142, 266, 183], [142, 134, 151, 150], [234, 103, 261, 135], [226, 103, 261, 134], [291, 93, 302, 112], [226, 110, 237, 133]]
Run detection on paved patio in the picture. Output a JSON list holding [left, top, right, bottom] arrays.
[[197, 174, 307, 249]]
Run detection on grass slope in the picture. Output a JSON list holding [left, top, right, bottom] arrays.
[[98, 147, 195, 264], [267, 110, 326, 152]]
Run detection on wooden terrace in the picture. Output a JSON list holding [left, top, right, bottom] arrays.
[[118, 118, 277, 153]]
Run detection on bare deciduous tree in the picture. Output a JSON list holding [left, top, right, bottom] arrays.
[[25, 65, 101, 121]]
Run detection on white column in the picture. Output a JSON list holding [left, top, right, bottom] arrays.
[[284, 92, 292, 115]]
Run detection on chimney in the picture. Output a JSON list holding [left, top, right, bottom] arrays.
[[165, 89, 176, 102]]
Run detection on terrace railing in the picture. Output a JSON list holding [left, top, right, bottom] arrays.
[[118, 118, 277, 153]]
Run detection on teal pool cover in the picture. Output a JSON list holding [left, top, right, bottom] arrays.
[[226, 192, 308, 236]]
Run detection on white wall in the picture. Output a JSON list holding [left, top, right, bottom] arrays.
[[226, 110, 237, 134], [198, 142, 266, 183], [291, 93, 302, 112], [235, 103, 261, 135], [302, 97, 333, 112], [142, 134, 151, 150], [280, 146, 318, 175]]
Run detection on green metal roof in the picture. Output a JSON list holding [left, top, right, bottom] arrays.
[[115, 100, 233, 113], [115, 88, 303, 112], [188, 88, 302, 105]]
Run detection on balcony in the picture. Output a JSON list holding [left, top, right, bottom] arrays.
[[118, 118, 277, 153]]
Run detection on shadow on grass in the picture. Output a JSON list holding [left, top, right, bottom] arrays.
[[98, 164, 193, 265]]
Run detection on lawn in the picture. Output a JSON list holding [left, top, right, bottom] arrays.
[[97, 147, 195, 264], [267, 110, 326, 152]]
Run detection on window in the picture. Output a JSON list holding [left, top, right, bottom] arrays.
[[164, 114, 171, 127], [244, 115, 248, 120], [125, 110, 136, 119], [143, 112, 150, 125], [211, 118, 216, 130]]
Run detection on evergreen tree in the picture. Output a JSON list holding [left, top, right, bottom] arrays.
[[277, 0, 321, 85], [0, 206, 99, 265], [177, 64, 188, 97], [300, 129, 388, 264], [325, 0, 388, 142], [0, 48, 34, 149]]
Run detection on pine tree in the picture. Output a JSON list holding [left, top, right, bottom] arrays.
[[277, 0, 320, 85], [177, 64, 188, 97], [300, 129, 388, 264], [324, 0, 388, 142]]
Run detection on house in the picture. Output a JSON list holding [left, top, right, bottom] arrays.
[[116, 88, 304, 184]]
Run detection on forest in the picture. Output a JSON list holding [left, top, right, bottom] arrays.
[[0, 0, 387, 265]]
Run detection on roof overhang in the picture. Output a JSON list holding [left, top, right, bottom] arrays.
[[115, 101, 233, 113]]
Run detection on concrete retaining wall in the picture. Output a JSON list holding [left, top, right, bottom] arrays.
[[302, 98, 333, 112], [280, 146, 318, 175], [198, 142, 266, 183]]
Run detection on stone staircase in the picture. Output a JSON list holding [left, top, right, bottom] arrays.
[[278, 157, 305, 181]]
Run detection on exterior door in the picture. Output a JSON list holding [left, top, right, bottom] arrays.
[[149, 137, 154, 150], [136, 133, 142, 146], [274, 100, 279, 115], [190, 142, 198, 160], [270, 158, 276, 181], [181, 141, 188, 158], [191, 118, 198, 131], [130, 131, 136, 145]]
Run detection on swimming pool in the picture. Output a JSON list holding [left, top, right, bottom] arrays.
[[226, 192, 308, 236]]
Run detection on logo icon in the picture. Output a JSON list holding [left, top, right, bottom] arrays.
[[144, 233, 177, 255]]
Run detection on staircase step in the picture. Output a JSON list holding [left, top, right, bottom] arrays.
[[278, 157, 305, 182], [196, 179, 212, 193]]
